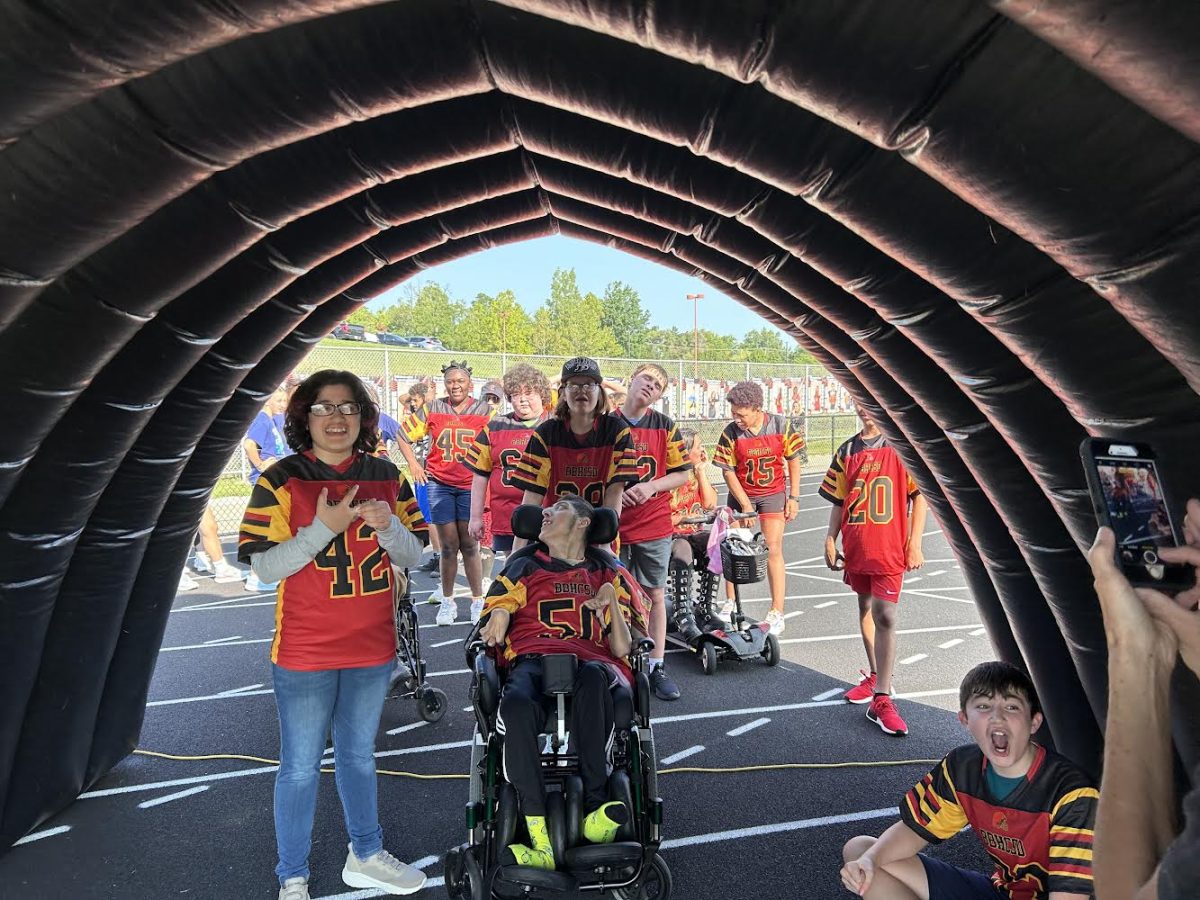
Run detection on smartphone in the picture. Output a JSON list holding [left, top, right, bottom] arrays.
[[1080, 438, 1190, 591]]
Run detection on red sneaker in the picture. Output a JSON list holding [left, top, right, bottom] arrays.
[[867, 694, 908, 736], [843, 670, 877, 704]]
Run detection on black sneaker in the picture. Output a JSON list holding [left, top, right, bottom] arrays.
[[675, 616, 703, 643], [418, 555, 440, 573], [649, 666, 681, 701]]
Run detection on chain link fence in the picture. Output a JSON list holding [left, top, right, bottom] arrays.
[[210, 341, 860, 533]]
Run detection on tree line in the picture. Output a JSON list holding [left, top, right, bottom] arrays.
[[347, 267, 817, 364]]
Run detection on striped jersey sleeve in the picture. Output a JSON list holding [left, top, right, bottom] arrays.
[[398, 406, 429, 445], [782, 417, 805, 460], [237, 468, 295, 560], [510, 428, 553, 495], [1046, 787, 1097, 893], [393, 477, 429, 545], [607, 422, 640, 485], [663, 422, 690, 474], [901, 756, 969, 843], [463, 422, 495, 476], [482, 556, 534, 615], [712, 423, 738, 471], [819, 441, 849, 505]]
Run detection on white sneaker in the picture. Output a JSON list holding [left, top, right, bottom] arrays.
[[765, 609, 786, 635], [177, 571, 199, 592], [212, 560, 247, 584], [192, 549, 214, 575], [342, 845, 426, 894], [436, 597, 458, 626], [470, 598, 485, 623], [278, 877, 310, 900], [246, 573, 279, 593]]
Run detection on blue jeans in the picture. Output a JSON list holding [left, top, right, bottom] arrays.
[[272, 661, 392, 885]]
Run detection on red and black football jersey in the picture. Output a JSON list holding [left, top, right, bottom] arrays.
[[902, 744, 1097, 899], [670, 475, 707, 536], [510, 415, 639, 507], [238, 451, 428, 671], [462, 412, 549, 536], [399, 397, 493, 489], [613, 409, 691, 544], [818, 433, 919, 575], [482, 550, 650, 685], [713, 414, 804, 498]]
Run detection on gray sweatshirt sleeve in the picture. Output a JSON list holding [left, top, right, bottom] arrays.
[[250, 515, 423, 583], [372, 515, 424, 569], [250, 518, 338, 585]]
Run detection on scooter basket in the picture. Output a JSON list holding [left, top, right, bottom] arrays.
[[720, 535, 768, 585]]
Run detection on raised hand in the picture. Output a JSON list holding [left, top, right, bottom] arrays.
[[358, 499, 393, 532], [315, 484, 360, 534]]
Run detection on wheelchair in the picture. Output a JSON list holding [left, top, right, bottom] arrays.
[[387, 566, 449, 722], [443, 505, 671, 899]]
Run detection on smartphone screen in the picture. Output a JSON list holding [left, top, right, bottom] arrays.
[[1095, 455, 1177, 571]]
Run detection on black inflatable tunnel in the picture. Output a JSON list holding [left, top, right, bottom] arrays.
[[2, 0, 1200, 847]]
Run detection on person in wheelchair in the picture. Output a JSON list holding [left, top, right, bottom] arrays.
[[667, 428, 721, 639], [478, 494, 650, 872]]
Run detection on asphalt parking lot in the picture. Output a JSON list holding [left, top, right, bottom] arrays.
[[0, 471, 996, 899]]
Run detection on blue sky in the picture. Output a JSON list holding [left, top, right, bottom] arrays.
[[367, 235, 787, 340]]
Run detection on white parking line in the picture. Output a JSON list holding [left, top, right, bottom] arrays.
[[147, 688, 274, 707], [783, 524, 834, 536], [779, 623, 982, 645], [385, 721, 429, 737], [429, 638, 462, 648], [970, 628, 987, 636], [173, 600, 278, 613], [938, 639, 964, 650], [904, 590, 974, 605], [726, 718, 770, 737], [899, 654, 928, 665], [786, 571, 846, 584], [660, 806, 896, 850], [13, 825, 71, 845], [811, 687, 845, 701], [813, 601, 838, 609], [202, 635, 244, 645], [138, 785, 210, 809], [925, 570, 946, 578], [906, 576, 922, 583], [218, 684, 265, 696], [660, 745, 705, 765], [159, 638, 272, 652]]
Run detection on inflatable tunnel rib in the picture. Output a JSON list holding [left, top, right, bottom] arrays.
[[2, 0, 1199, 847]]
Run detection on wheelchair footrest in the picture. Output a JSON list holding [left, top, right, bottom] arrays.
[[563, 841, 643, 872], [493, 865, 576, 895]]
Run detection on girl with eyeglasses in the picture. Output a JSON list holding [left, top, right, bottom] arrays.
[[238, 369, 430, 899]]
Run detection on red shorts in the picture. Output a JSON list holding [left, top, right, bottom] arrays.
[[844, 570, 904, 603]]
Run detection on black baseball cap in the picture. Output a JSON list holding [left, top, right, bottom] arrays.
[[561, 357, 602, 383]]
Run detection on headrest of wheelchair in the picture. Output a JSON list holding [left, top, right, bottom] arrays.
[[510, 503, 619, 545]]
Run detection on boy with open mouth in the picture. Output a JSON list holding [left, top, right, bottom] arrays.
[[839, 662, 1098, 900]]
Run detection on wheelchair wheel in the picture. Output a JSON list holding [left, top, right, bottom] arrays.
[[700, 642, 718, 676], [443, 845, 464, 898], [762, 633, 780, 667], [461, 847, 487, 900], [613, 852, 672, 899], [418, 686, 449, 723]]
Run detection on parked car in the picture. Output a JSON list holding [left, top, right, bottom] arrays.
[[376, 332, 407, 346], [330, 322, 366, 341], [405, 336, 449, 351]]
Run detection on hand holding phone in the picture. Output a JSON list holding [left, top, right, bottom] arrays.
[[1080, 438, 1190, 592]]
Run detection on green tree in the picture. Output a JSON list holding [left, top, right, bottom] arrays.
[[346, 307, 381, 331], [407, 282, 465, 341], [738, 326, 790, 363], [600, 281, 651, 357], [452, 290, 534, 354], [535, 269, 622, 357]]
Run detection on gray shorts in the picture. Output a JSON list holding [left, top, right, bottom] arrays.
[[619, 536, 673, 590]]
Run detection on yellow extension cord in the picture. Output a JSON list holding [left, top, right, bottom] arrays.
[[133, 748, 940, 780]]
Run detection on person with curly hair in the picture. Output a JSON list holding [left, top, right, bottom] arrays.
[[239, 369, 429, 900], [713, 380, 805, 635]]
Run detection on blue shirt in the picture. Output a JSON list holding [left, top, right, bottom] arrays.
[[246, 410, 289, 484], [378, 412, 401, 446]]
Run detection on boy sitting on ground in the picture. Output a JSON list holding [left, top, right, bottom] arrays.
[[840, 662, 1097, 899]]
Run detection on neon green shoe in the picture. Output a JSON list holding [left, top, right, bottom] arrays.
[[582, 801, 628, 844], [502, 843, 555, 870]]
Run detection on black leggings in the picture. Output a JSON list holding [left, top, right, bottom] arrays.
[[497, 658, 618, 816], [670, 531, 710, 569]]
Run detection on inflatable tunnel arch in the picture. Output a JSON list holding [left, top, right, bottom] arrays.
[[2, 0, 1199, 847]]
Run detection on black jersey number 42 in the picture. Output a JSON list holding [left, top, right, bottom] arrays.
[[314, 523, 391, 598]]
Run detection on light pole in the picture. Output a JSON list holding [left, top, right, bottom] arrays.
[[685, 293, 704, 379]]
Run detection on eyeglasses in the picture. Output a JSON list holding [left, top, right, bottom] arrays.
[[309, 402, 362, 416], [564, 382, 597, 392]]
